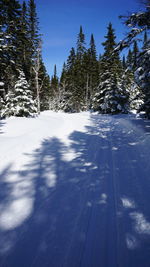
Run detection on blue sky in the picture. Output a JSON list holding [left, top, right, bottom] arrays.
[[32, 0, 141, 77]]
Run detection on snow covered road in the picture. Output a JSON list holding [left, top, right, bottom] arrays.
[[0, 111, 150, 267]]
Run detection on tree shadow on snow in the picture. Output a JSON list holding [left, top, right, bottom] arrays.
[[90, 113, 150, 267], [0, 120, 5, 134], [0, 114, 150, 267]]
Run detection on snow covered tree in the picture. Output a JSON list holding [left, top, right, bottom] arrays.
[[118, 0, 150, 117], [38, 59, 51, 111], [126, 49, 133, 70], [132, 40, 139, 71], [86, 34, 99, 107], [93, 23, 128, 114], [1, 91, 15, 117], [16, 1, 31, 80], [143, 30, 148, 49], [2, 71, 37, 117], [0, 81, 5, 118], [28, 0, 40, 57], [60, 48, 77, 112], [135, 41, 150, 117], [0, 0, 21, 95]]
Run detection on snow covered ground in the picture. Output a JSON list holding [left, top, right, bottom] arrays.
[[0, 111, 150, 267]]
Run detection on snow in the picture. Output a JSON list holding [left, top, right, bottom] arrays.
[[0, 111, 150, 266]]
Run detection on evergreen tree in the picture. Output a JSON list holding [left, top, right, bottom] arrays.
[[60, 62, 67, 85], [15, 1, 31, 79], [0, 0, 21, 95], [3, 71, 37, 117], [122, 55, 126, 69], [28, 0, 40, 55], [76, 26, 86, 60], [135, 39, 150, 117], [87, 34, 99, 106], [93, 23, 128, 114], [0, 81, 5, 117], [2, 91, 15, 117], [73, 26, 88, 111], [38, 59, 51, 111], [28, 0, 41, 94], [2, 71, 37, 117], [60, 48, 77, 112], [51, 65, 59, 92], [132, 40, 139, 71], [118, 0, 150, 117], [50, 65, 60, 110], [143, 30, 148, 49], [126, 49, 133, 69]]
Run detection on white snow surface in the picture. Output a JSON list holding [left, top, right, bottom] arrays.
[[0, 111, 150, 267]]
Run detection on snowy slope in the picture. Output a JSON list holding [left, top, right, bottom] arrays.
[[0, 111, 150, 267]]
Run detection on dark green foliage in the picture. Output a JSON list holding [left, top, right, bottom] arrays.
[[122, 55, 126, 69], [143, 30, 148, 49], [0, 0, 50, 117], [126, 49, 133, 69], [1, 0, 148, 117], [28, 0, 40, 54], [132, 40, 139, 71], [76, 26, 86, 60], [39, 59, 51, 111], [57, 28, 100, 112], [87, 34, 99, 104], [118, 0, 150, 118], [51, 65, 59, 93], [93, 23, 128, 114]]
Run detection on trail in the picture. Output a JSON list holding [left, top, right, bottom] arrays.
[[0, 112, 150, 267]]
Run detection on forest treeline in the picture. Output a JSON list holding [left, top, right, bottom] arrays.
[[0, 0, 150, 118]]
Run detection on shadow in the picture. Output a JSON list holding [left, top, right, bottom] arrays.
[[127, 115, 150, 135], [90, 113, 150, 267], [0, 164, 14, 204], [0, 120, 5, 134], [0, 113, 150, 267]]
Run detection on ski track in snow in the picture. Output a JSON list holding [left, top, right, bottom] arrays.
[[0, 111, 150, 267]]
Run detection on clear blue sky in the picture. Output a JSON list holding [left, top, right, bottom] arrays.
[[30, 0, 141, 77]]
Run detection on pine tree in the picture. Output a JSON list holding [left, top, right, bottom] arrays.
[[122, 55, 126, 69], [2, 71, 37, 117], [51, 65, 59, 92], [73, 26, 88, 111], [39, 59, 51, 111], [87, 34, 99, 106], [16, 1, 31, 79], [76, 26, 86, 60], [0, 81, 5, 117], [132, 40, 139, 71], [60, 48, 77, 112], [2, 91, 15, 117], [135, 39, 150, 117], [60, 62, 67, 85], [126, 49, 133, 69], [28, 0, 40, 56], [93, 23, 128, 114], [28, 0, 41, 96], [143, 30, 148, 49], [0, 0, 21, 95], [50, 65, 60, 110], [118, 0, 150, 117]]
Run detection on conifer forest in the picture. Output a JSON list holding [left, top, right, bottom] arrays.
[[0, 0, 150, 118]]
